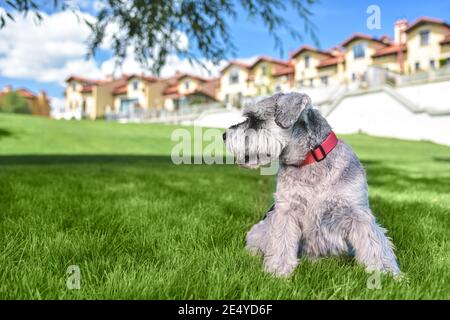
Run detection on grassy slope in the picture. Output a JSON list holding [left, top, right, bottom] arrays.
[[0, 114, 449, 299]]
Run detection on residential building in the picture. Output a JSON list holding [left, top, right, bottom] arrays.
[[162, 73, 219, 111], [0, 85, 50, 116], [316, 50, 346, 86], [341, 33, 390, 84], [219, 61, 253, 108], [64, 16, 449, 115], [219, 57, 294, 107], [65, 74, 167, 119], [404, 17, 450, 73], [65, 76, 105, 119], [111, 75, 166, 114], [290, 45, 335, 88], [247, 56, 293, 96]]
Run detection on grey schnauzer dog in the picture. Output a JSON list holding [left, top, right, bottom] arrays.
[[224, 92, 400, 277]]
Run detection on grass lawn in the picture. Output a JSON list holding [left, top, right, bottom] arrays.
[[0, 113, 449, 299]]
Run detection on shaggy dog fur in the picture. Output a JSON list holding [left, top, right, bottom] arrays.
[[224, 92, 400, 277]]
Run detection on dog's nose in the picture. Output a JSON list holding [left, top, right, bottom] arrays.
[[222, 132, 227, 142]]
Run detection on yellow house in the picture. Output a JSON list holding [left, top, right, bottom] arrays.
[[65, 74, 167, 119], [162, 73, 219, 111], [371, 44, 406, 73], [272, 63, 295, 92], [341, 33, 389, 83], [219, 61, 253, 108], [404, 17, 450, 73], [219, 57, 294, 107], [111, 75, 166, 114], [0, 85, 50, 116], [65, 76, 101, 119], [441, 34, 450, 64], [247, 56, 292, 95], [290, 45, 334, 88], [316, 51, 346, 86]]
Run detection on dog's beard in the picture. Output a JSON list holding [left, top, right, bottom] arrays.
[[226, 128, 283, 168]]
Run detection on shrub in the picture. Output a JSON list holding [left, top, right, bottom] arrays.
[[0, 91, 31, 114]]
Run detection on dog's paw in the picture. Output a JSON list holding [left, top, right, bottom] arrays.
[[264, 258, 298, 277], [245, 244, 262, 256]]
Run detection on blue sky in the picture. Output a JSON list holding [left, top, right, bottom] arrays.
[[0, 0, 449, 105]]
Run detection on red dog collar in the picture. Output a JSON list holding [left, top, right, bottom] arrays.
[[300, 131, 338, 166]]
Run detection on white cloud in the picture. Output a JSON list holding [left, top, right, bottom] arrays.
[[0, 8, 226, 90], [100, 48, 226, 79], [0, 9, 102, 84], [235, 56, 259, 65]]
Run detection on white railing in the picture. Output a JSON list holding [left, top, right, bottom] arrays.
[[105, 102, 225, 123], [395, 66, 450, 86]]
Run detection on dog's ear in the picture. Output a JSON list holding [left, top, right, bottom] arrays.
[[274, 93, 312, 128]]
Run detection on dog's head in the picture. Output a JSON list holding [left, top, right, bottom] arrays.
[[224, 92, 324, 168]]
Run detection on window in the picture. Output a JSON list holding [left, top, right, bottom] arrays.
[[224, 94, 229, 104], [353, 43, 366, 59], [430, 59, 435, 69], [71, 82, 76, 90], [309, 79, 314, 87], [229, 68, 239, 84], [184, 80, 190, 90], [352, 73, 356, 81], [415, 62, 420, 71], [298, 80, 304, 87], [275, 84, 282, 92], [304, 55, 310, 68], [320, 76, 329, 86], [132, 80, 139, 91], [261, 65, 267, 76], [420, 30, 430, 46]]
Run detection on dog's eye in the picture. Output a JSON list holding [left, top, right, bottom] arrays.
[[248, 117, 262, 129]]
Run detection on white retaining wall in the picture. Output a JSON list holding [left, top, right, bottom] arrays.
[[326, 90, 450, 146]]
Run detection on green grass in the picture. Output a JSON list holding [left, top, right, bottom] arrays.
[[0, 113, 449, 299]]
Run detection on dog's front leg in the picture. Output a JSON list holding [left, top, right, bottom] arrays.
[[347, 209, 400, 276], [263, 205, 302, 277]]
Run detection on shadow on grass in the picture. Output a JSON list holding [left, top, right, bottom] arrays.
[[433, 157, 450, 163], [0, 154, 178, 166], [0, 155, 239, 169], [0, 128, 12, 139], [362, 160, 450, 195]]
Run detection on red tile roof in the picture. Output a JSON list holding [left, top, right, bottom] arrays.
[[440, 34, 450, 45], [341, 33, 387, 47], [220, 60, 252, 73], [15, 88, 37, 99], [65, 76, 102, 85], [81, 85, 93, 93], [112, 84, 127, 95], [317, 54, 345, 68], [372, 44, 406, 58], [250, 56, 289, 68], [273, 64, 294, 76], [290, 45, 332, 59], [405, 17, 450, 33], [127, 74, 158, 82], [220, 56, 290, 73], [163, 88, 217, 100], [162, 84, 179, 95]]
